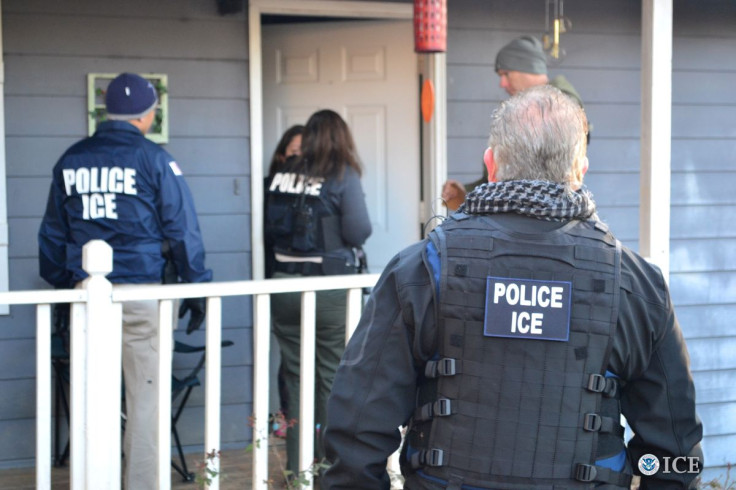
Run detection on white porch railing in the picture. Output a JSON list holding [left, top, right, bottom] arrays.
[[0, 240, 380, 489]]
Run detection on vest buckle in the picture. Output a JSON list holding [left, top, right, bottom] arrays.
[[411, 448, 446, 468], [587, 373, 619, 398], [425, 358, 457, 378], [434, 398, 453, 417], [439, 358, 456, 376], [575, 463, 597, 482], [583, 413, 602, 432], [587, 373, 606, 393], [426, 448, 445, 467]]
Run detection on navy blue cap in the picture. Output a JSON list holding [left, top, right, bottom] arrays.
[[105, 73, 158, 120]]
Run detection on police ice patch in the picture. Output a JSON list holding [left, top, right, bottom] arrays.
[[168, 161, 183, 176], [484, 276, 572, 342]]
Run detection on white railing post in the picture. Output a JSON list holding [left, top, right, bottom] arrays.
[[345, 288, 363, 342], [252, 294, 271, 489], [157, 299, 174, 490], [299, 291, 316, 490], [77, 240, 121, 489], [36, 304, 52, 490], [205, 297, 223, 490], [69, 300, 85, 490]]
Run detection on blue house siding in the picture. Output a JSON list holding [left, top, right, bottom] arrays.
[[0, 0, 253, 467]]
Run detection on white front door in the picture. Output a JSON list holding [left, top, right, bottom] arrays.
[[262, 20, 420, 272]]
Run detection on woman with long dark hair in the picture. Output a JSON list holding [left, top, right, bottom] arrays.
[[264, 109, 372, 476]]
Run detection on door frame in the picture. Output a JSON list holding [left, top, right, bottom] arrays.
[[248, 0, 447, 280]]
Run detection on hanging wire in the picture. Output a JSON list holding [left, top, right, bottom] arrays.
[[422, 196, 449, 237]]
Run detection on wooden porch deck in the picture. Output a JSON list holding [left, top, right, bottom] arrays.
[[0, 437, 296, 490]]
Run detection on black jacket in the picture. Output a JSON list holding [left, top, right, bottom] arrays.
[[323, 213, 703, 490]]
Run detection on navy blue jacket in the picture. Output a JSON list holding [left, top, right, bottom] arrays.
[[38, 121, 212, 287]]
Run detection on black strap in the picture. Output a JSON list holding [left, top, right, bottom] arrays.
[[586, 373, 619, 398], [413, 398, 455, 423], [273, 260, 323, 276], [424, 358, 458, 378], [410, 448, 445, 469], [575, 463, 632, 487], [583, 413, 624, 437]]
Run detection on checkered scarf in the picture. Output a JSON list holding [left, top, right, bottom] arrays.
[[459, 180, 597, 221]]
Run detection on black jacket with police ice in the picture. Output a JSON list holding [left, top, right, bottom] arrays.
[[264, 165, 372, 276], [323, 212, 703, 490], [38, 120, 212, 287]]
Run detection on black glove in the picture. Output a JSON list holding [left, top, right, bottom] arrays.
[[179, 297, 206, 334]]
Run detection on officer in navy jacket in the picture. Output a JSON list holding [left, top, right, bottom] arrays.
[[323, 86, 702, 489], [38, 73, 212, 490]]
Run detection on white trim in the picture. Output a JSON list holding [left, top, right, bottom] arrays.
[[640, 0, 672, 279], [36, 304, 52, 489], [248, 0, 445, 281], [419, 53, 448, 235], [248, 0, 411, 18], [204, 297, 222, 490], [248, 4, 265, 281], [0, 0, 9, 315], [298, 291, 317, 489]]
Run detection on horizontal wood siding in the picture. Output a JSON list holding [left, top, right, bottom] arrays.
[[0, 0, 252, 467], [670, 0, 736, 474], [448, 0, 735, 477]]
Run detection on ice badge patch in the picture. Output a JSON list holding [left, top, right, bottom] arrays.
[[484, 276, 572, 341]]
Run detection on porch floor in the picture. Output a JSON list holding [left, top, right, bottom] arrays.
[[0, 436, 296, 489]]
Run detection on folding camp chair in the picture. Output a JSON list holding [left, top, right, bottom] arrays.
[[171, 339, 235, 481]]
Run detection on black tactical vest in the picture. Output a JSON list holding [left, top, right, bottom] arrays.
[[404, 214, 630, 489], [265, 170, 355, 276]]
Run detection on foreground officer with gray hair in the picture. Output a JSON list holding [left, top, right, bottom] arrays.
[[323, 85, 703, 489]]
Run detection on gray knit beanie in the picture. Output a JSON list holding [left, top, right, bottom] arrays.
[[495, 36, 548, 75]]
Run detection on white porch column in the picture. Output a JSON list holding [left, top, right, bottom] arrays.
[[419, 53, 448, 236], [0, 0, 10, 315], [640, 0, 673, 278]]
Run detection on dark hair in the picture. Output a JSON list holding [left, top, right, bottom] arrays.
[[268, 125, 305, 178], [300, 110, 362, 179]]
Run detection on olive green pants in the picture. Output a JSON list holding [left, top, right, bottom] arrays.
[[270, 272, 347, 476]]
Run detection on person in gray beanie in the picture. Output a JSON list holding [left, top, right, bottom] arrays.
[[495, 35, 583, 106], [39, 72, 212, 489], [442, 35, 586, 210]]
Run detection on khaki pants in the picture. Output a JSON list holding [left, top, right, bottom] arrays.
[[117, 285, 176, 490]]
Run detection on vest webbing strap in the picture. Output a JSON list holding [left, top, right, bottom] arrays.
[[575, 463, 632, 487], [426, 358, 620, 400], [587, 373, 619, 398], [414, 398, 623, 437]]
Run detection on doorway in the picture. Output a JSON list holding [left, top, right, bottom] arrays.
[[261, 19, 419, 273], [249, 0, 446, 281]]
